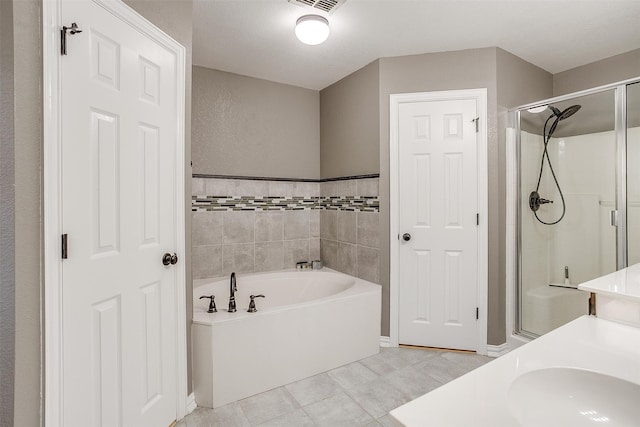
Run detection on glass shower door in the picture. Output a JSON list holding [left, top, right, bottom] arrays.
[[519, 89, 617, 336], [627, 83, 640, 265]]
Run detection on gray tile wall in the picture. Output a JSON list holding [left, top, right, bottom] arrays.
[[192, 177, 380, 285], [320, 178, 380, 284], [192, 178, 321, 279]]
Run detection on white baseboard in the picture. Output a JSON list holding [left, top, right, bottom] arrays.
[[486, 343, 509, 357], [186, 393, 197, 415], [380, 336, 391, 347]]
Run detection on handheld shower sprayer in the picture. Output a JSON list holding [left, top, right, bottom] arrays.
[[530, 104, 581, 225]]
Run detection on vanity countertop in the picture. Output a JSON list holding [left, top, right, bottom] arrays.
[[390, 316, 640, 426], [578, 262, 640, 302]]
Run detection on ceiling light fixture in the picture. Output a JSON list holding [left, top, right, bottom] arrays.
[[295, 15, 330, 45]]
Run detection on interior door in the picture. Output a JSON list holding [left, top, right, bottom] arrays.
[[398, 98, 479, 351], [60, 1, 180, 425]]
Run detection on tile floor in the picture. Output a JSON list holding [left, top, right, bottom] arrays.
[[179, 347, 493, 427]]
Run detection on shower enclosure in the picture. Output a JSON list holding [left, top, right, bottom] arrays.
[[511, 78, 640, 339]]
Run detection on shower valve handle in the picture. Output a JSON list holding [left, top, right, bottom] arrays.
[[539, 198, 553, 205]]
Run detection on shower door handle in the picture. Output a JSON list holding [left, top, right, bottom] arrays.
[[610, 210, 618, 227]]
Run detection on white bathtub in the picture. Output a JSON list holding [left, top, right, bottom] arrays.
[[192, 269, 382, 408]]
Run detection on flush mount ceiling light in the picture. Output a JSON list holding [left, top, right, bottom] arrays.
[[295, 15, 330, 45]]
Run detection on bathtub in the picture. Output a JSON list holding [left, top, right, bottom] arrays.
[[522, 285, 590, 335], [192, 269, 382, 408]]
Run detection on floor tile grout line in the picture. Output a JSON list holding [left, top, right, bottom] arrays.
[[245, 386, 302, 427], [235, 400, 253, 427], [298, 401, 319, 427], [328, 361, 389, 422], [182, 349, 492, 426]]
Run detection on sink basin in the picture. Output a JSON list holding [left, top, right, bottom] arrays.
[[508, 368, 640, 426]]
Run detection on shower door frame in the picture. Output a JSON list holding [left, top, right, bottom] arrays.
[[508, 76, 640, 344]]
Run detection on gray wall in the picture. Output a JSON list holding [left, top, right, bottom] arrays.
[[319, 47, 552, 344], [496, 48, 553, 340], [320, 60, 380, 178], [378, 48, 500, 341], [553, 48, 640, 96], [0, 1, 15, 425], [192, 66, 320, 179], [12, 0, 43, 425], [124, 0, 195, 396]]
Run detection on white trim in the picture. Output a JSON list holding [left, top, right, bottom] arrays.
[[43, 1, 64, 424], [389, 93, 400, 348], [507, 332, 529, 351], [486, 343, 509, 358], [186, 393, 197, 416], [43, 1, 188, 425], [389, 89, 489, 355], [379, 336, 391, 348], [505, 127, 519, 347]]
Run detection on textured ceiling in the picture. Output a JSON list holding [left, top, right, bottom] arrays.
[[193, 0, 640, 90]]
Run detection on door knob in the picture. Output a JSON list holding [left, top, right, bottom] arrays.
[[162, 253, 172, 266], [162, 253, 178, 266], [402, 233, 411, 241]]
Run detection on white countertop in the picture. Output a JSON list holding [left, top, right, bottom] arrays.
[[390, 316, 640, 426], [578, 263, 640, 302]]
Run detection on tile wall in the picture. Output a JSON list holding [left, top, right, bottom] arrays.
[[191, 178, 320, 279], [319, 179, 380, 284], [191, 177, 380, 284]]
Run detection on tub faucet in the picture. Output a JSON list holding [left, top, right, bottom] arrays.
[[247, 294, 265, 313], [199, 295, 217, 313], [228, 272, 237, 313]]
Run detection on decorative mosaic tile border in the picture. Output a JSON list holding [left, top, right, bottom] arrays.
[[192, 173, 380, 182], [192, 196, 379, 212]]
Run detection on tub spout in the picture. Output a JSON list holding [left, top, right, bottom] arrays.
[[228, 272, 237, 313]]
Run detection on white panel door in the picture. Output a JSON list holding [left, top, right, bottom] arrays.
[[398, 99, 479, 350], [61, 1, 179, 426]]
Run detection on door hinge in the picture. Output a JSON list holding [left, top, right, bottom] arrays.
[[471, 117, 479, 133], [476, 307, 479, 320], [61, 22, 83, 55], [476, 213, 479, 226], [61, 233, 68, 259]]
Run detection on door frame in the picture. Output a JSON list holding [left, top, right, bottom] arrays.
[[43, 0, 188, 425], [389, 89, 488, 354]]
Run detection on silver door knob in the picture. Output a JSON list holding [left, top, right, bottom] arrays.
[[402, 233, 411, 241]]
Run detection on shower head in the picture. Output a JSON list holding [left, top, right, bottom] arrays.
[[558, 105, 581, 120], [549, 104, 582, 121], [546, 104, 582, 137]]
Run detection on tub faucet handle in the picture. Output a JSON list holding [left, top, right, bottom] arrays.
[[247, 294, 265, 313], [199, 295, 217, 313]]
